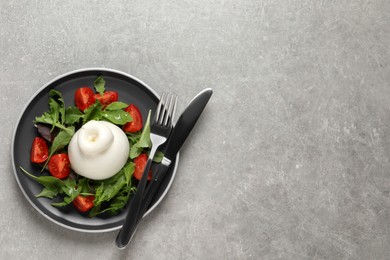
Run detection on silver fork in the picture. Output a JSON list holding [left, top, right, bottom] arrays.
[[116, 93, 177, 249]]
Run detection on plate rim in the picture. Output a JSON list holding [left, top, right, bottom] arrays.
[[11, 67, 179, 233]]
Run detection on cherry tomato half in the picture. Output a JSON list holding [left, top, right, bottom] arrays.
[[48, 153, 71, 179], [75, 87, 95, 111], [94, 90, 118, 108], [133, 153, 152, 181], [72, 195, 95, 213], [123, 104, 143, 133], [30, 137, 49, 163]]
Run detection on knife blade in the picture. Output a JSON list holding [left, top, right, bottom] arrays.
[[123, 88, 213, 245]]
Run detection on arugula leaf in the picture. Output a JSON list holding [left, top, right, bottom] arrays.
[[91, 161, 135, 215], [65, 106, 84, 125], [19, 167, 79, 205], [129, 110, 151, 159], [50, 126, 75, 154], [83, 100, 103, 123], [94, 75, 105, 95], [94, 181, 125, 206], [49, 89, 65, 125], [52, 178, 79, 207], [36, 188, 59, 199], [48, 99, 60, 131], [20, 167, 64, 198], [127, 132, 141, 144], [101, 189, 135, 215], [35, 114, 68, 132], [35, 90, 66, 132], [77, 178, 90, 194], [136, 110, 151, 147], [35, 112, 55, 126], [21, 167, 63, 189], [102, 110, 132, 125], [105, 101, 128, 111], [89, 184, 136, 217], [123, 161, 135, 185], [35, 90, 68, 132], [101, 101, 132, 125], [93, 168, 129, 206]]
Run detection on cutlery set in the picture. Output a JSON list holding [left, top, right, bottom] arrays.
[[116, 88, 213, 248]]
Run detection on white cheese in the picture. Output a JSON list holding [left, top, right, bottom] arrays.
[[68, 120, 129, 180]]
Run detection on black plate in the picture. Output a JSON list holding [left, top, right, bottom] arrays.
[[11, 68, 178, 233]]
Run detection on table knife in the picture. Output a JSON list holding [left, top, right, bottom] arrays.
[[117, 88, 213, 248]]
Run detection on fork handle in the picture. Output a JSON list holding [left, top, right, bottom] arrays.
[[115, 146, 158, 248]]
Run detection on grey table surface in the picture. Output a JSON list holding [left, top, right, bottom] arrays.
[[1, 1, 389, 259]]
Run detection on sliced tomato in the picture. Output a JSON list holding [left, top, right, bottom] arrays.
[[48, 153, 71, 179], [133, 153, 152, 181], [30, 137, 49, 163], [123, 104, 143, 133], [94, 91, 118, 108], [72, 195, 95, 213], [75, 87, 95, 111]]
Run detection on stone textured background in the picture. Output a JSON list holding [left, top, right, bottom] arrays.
[[1, 0, 389, 259]]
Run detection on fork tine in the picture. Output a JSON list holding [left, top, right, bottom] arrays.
[[156, 93, 177, 126], [164, 94, 177, 126], [158, 93, 171, 125], [155, 93, 165, 124], [163, 94, 173, 126]]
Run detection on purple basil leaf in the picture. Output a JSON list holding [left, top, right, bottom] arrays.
[[36, 124, 53, 142]]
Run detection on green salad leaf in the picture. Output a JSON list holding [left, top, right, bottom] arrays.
[[65, 106, 84, 125], [52, 178, 79, 207], [35, 90, 66, 132], [94, 75, 105, 95], [83, 100, 103, 123], [88, 160, 135, 216], [123, 161, 135, 185], [90, 185, 135, 216], [20, 167, 64, 192], [93, 161, 134, 206], [77, 178, 91, 195], [21, 167, 91, 206], [50, 127, 75, 154], [36, 188, 59, 199], [130, 110, 151, 159], [105, 101, 128, 111], [102, 110, 132, 125], [49, 89, 66, 124]]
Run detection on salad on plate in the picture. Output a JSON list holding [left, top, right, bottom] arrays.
[[21, 76, 161, 217]]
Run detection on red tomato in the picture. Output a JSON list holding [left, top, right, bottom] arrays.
[[30, 137, 49, 163], [133, 153, 152, 181], [123, 104, 143, 133], [94, 91, 118, 108], [75, 87, 95, 111], [48, 153, 71, 179], [72, 195, 95, 213]]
